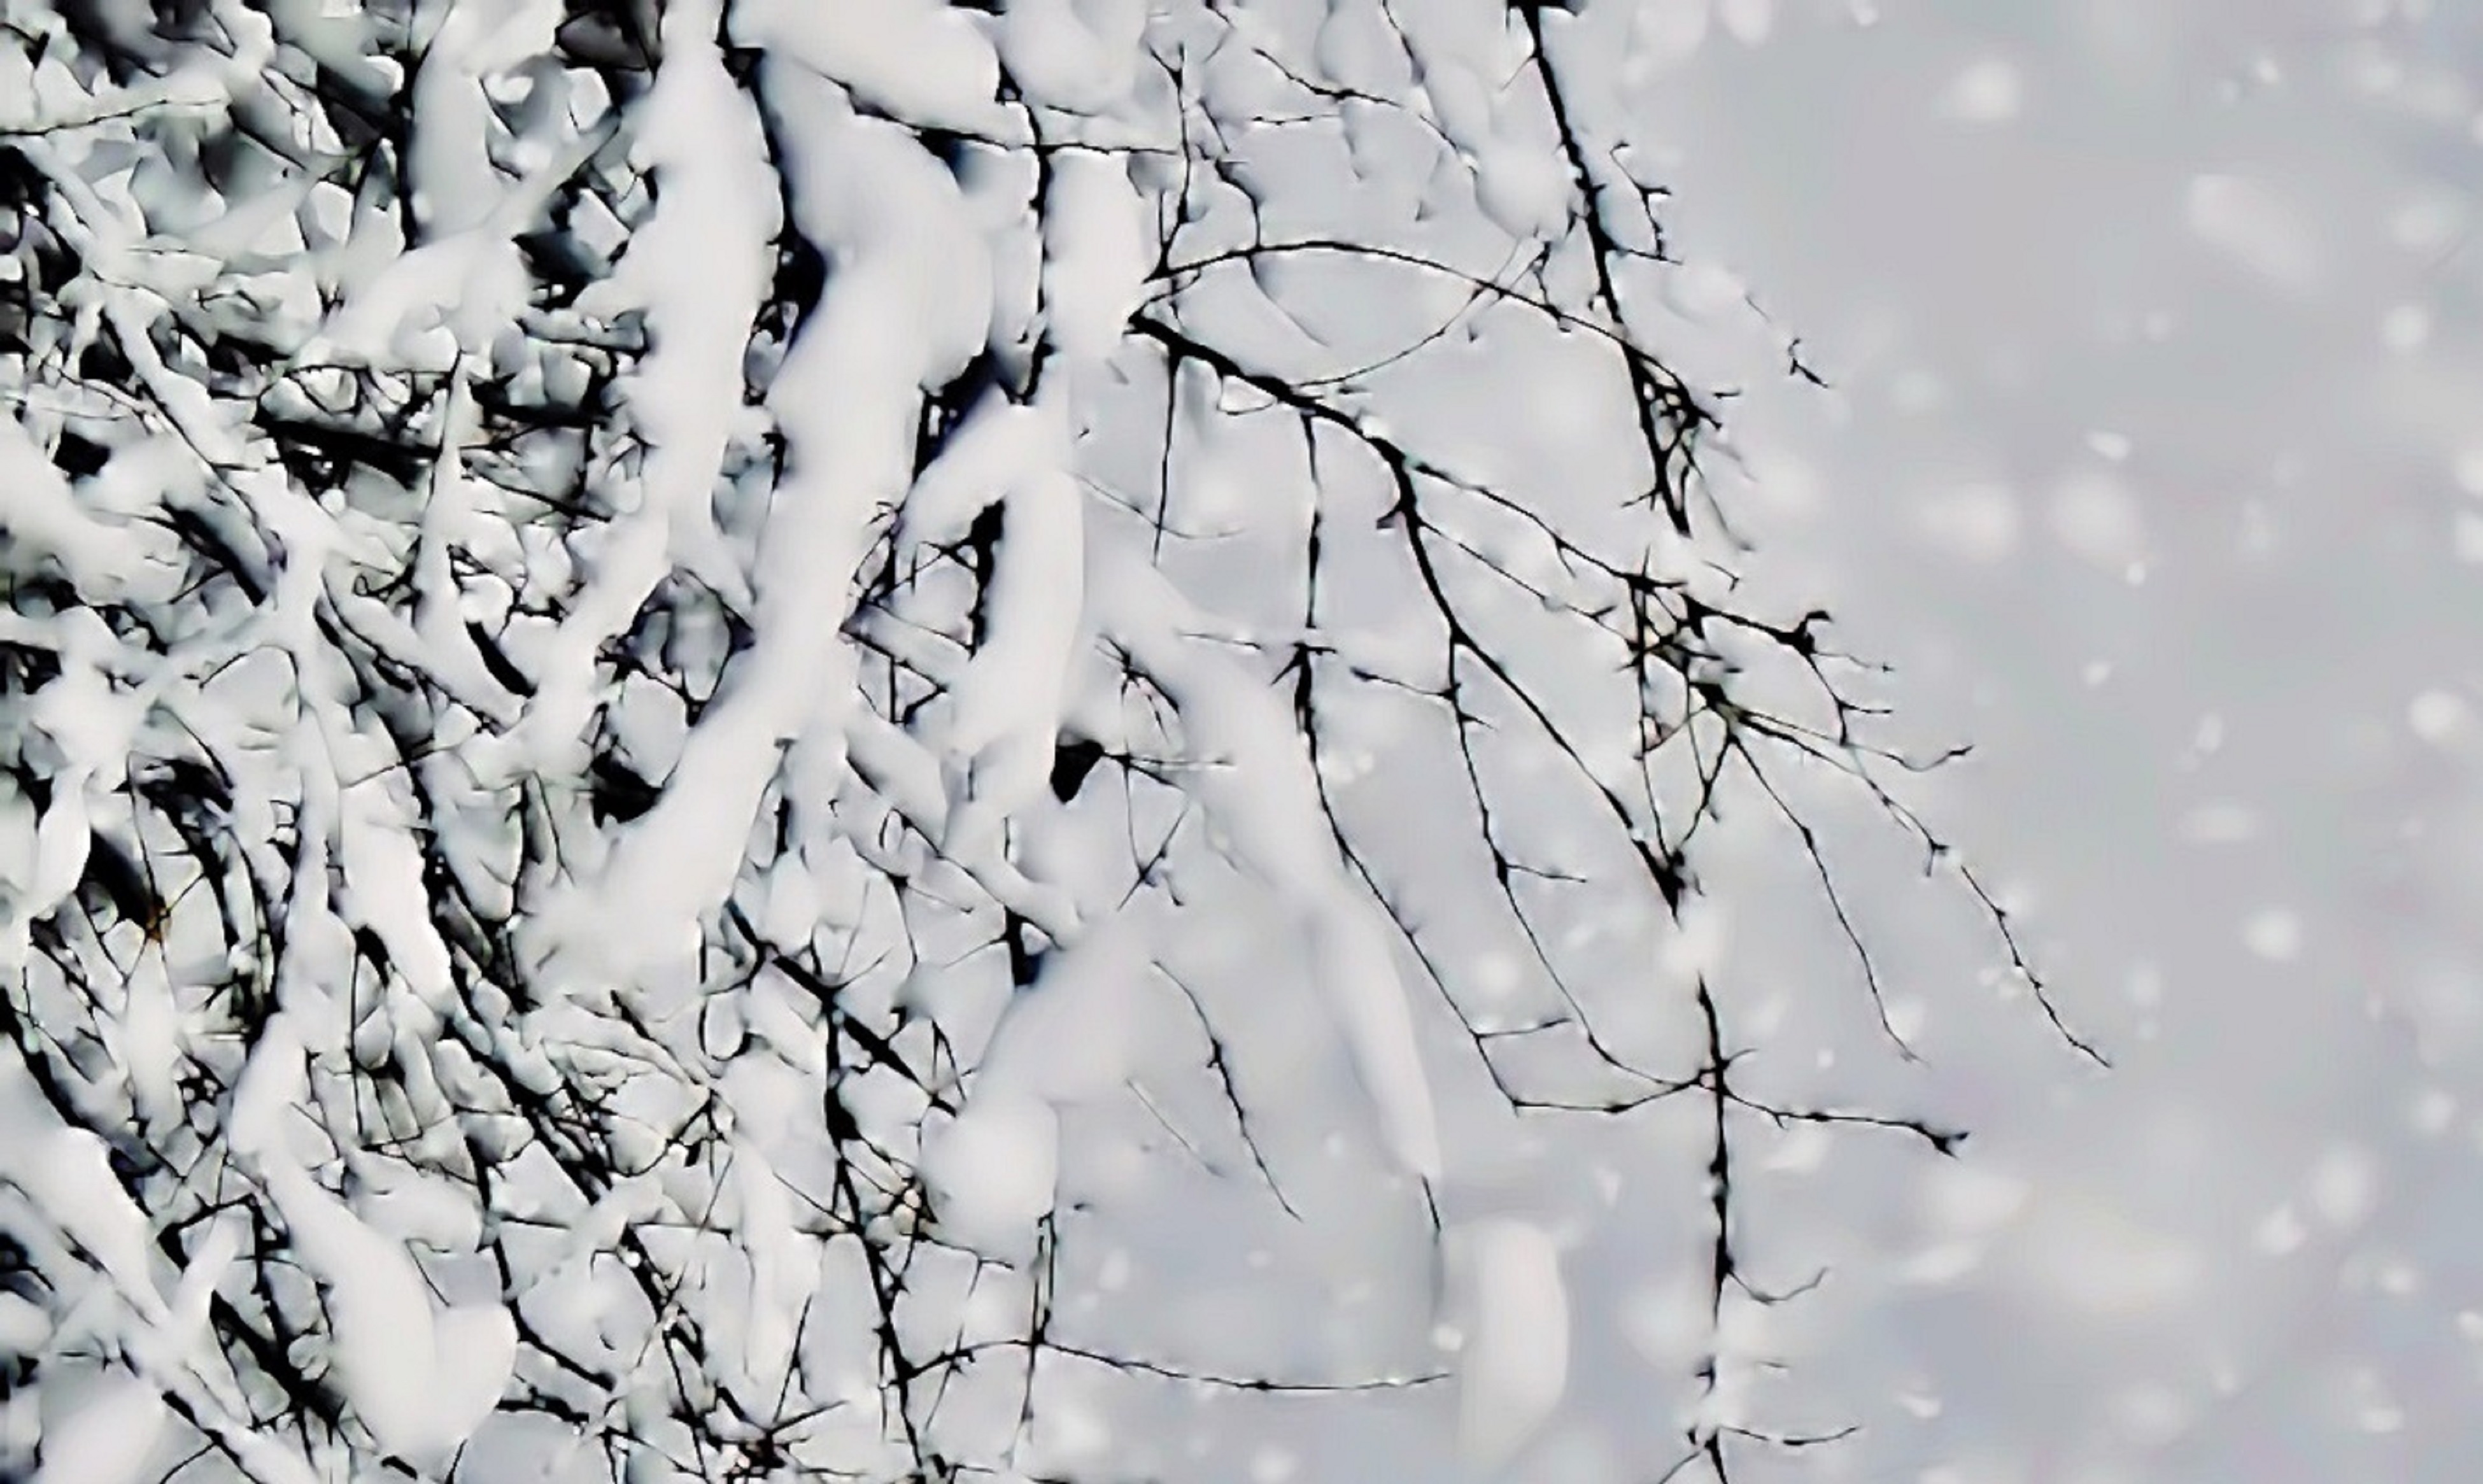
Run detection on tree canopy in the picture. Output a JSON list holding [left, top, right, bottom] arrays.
[[0, 2, 2081, 1480]]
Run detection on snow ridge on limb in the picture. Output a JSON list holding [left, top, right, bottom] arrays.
[[502, 0, 779, 777], [1445, 1216, 1571, 1466]]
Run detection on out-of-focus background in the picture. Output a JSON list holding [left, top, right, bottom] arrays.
[[1621, 1, 2483, 1478]]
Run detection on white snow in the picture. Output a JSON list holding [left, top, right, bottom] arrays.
[[334, 775, 456, 1010], [0, 5, 268, 137], [2046, 471, 2146, 570], [31, 613, 152, 781], [547, 62, 1001, 987], [2456, 511, 2483, 564], [406, 1, 536, 236], [357, 1163, 486, 1254], [34, 1378, 171, 1484], [2454, 447, 2483, 497], [905, 398, 1062, 538], [2242, 908, 2303, 963], [1313, 1, 1403, 94], [728, 1141, 806, 1390], [22, 765, 90, 922], [1308, 901, 1444, 1182], [735, 0, 1006, 134], [265, 1163, 514, 1463], [922, 1091, 1061, 1261], [4, 1125, 168, 1325], [1001, 0, 1148, 117], [0, 414, 173, 604], [1473, 136, 1573, 243], [226, 1016, 309, 1161], [266, 1164, 441, 1455], [916, 924, 1164, 1260], [977, 916, 1150, 1105], [2380, 302, 2431, 353], [111, 952, 185, 1131], [1938, 57, 2025, 124], [1445, 1218, 1569, 1466], [944, 463, 1088, 832], [1717, 0, 1774, 47], [2186, 172, 2323, 291], [509, 0, 779, 775], [2305, 1143, 2378, 1231], [2408, 688, 2470, 745], [427, 1304, 521, 1452], [1040, 151, 1153, 360], [898, 392, 1089, 854]]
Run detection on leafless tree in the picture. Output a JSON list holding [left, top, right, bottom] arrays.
[[0, 2, 2091, 1481]]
